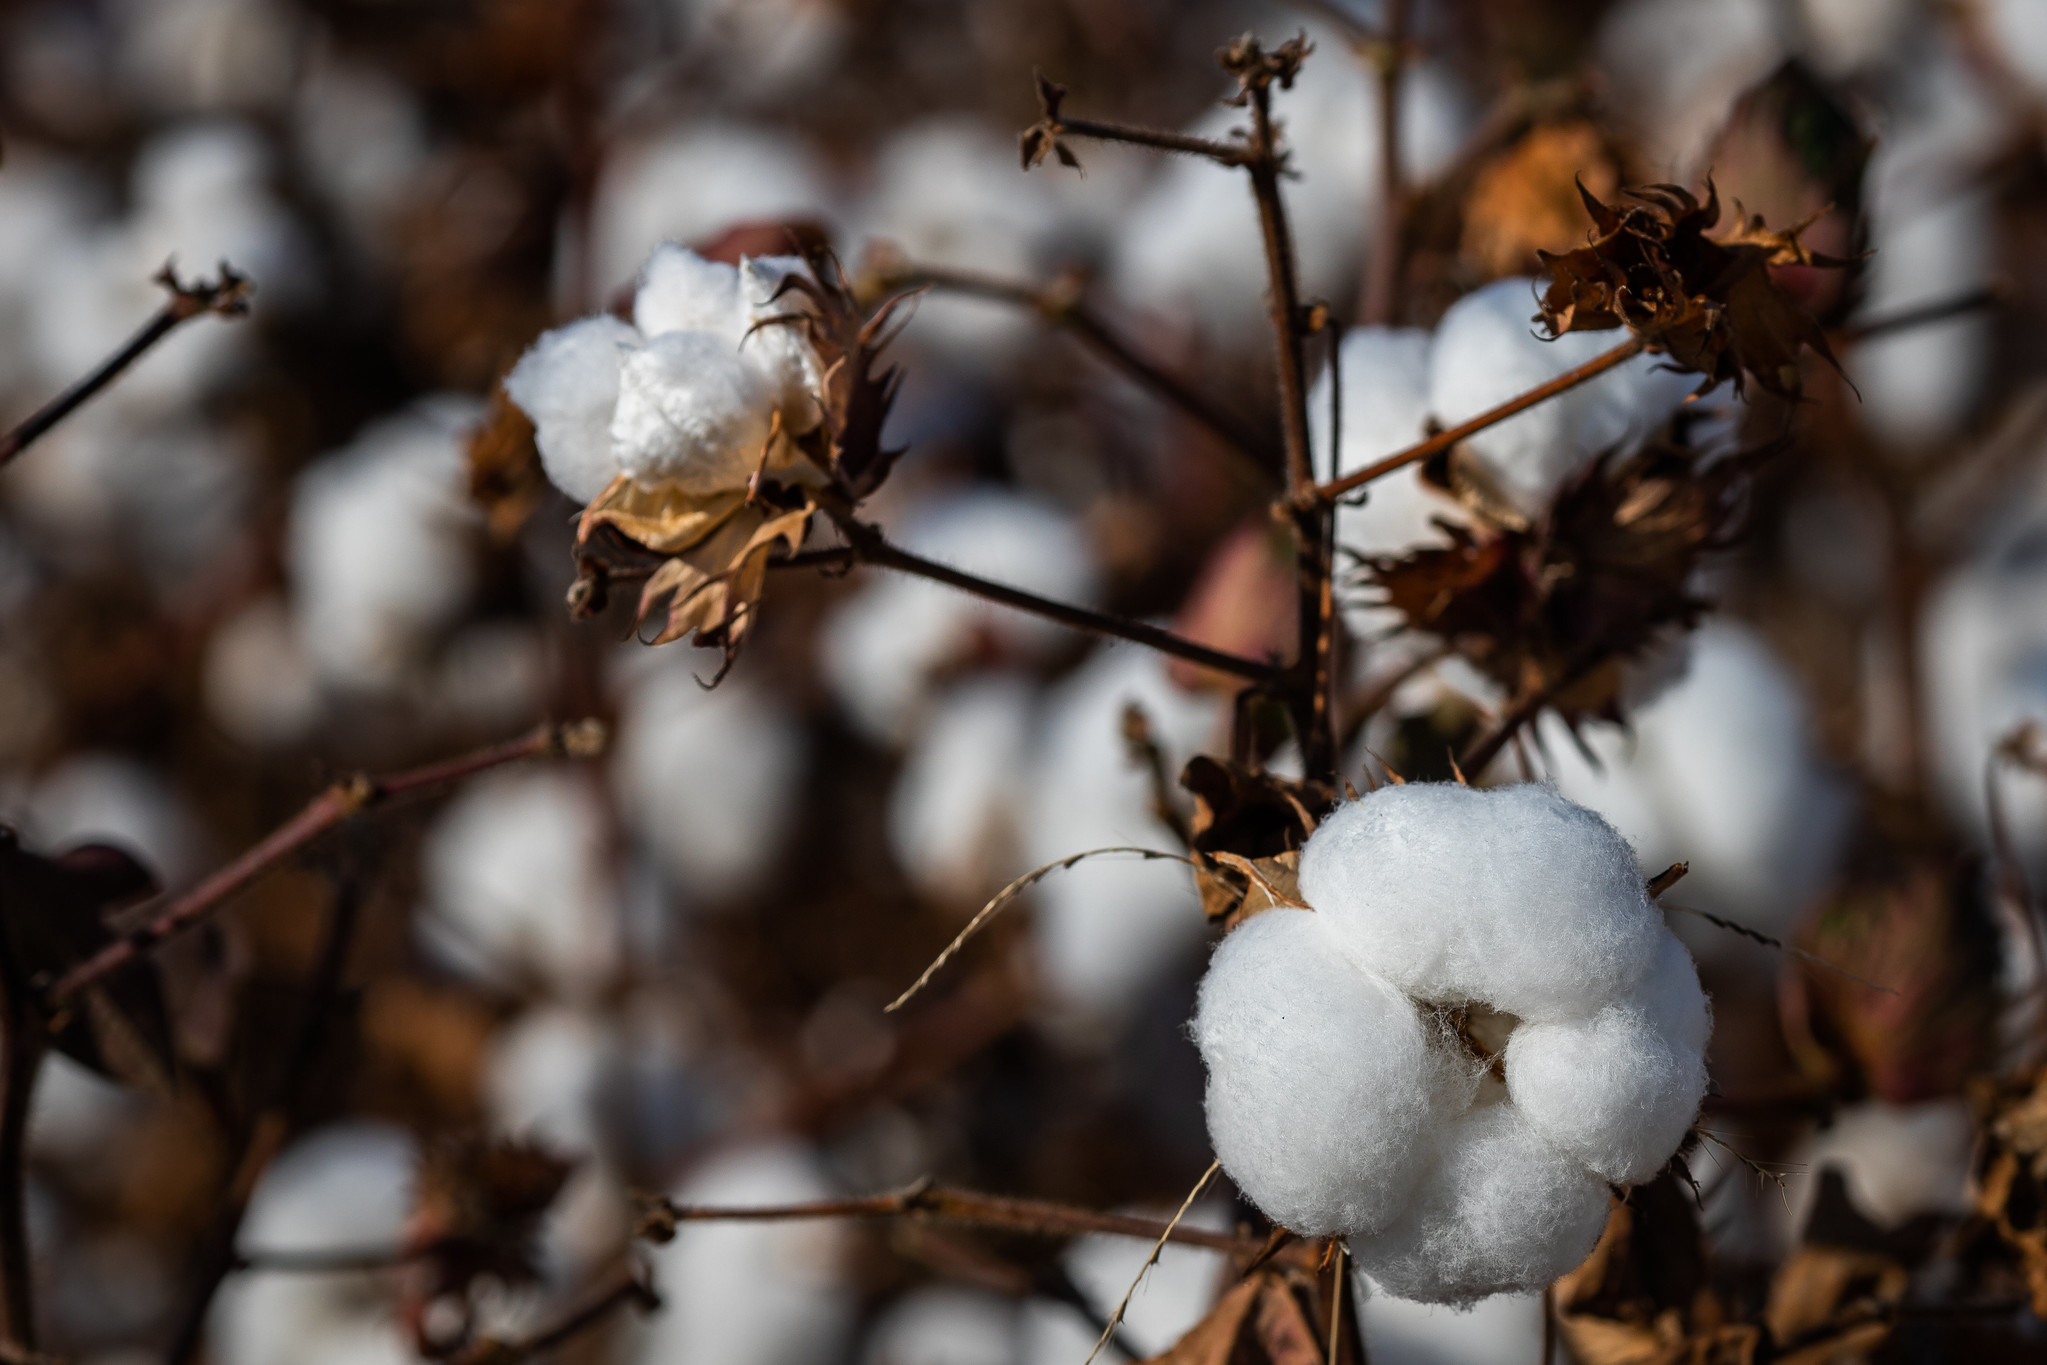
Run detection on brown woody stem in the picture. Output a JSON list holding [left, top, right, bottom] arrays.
[[1049, 115, 1251, 165], [1359, 0, 1410, 326]]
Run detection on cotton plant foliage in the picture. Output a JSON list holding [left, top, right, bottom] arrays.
[[1193, 781, 1711, 1305]]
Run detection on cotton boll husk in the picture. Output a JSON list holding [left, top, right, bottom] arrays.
[[1022, 646, 1222, 1011], [610, 658, 804, 904], [630, 1141, 855, 1365], [1194, 909, 1477, 1236], [1596, 0, 1782, 177], [204, 595, 323, 747], [822, 489, 1101, 743], [503, 314, 638, 503], [864, 1286, 1017, 1365], [887, 676, 1036, 905], [1426, 279, 1697, 519], [1300, 783, 1661, 1023], [288, 400, 480, 691], [417, 770, 620, 1001], [1356, 1280, 1545, 1365], [24, 752, 205, 887], [1777, 1098, 1976, 1239], [1505, 931, 1709, 1184], [1062, 1201, 1230, 1356], [209, 1124, 417, 1365], [1348, 1101, 1613, 1306]]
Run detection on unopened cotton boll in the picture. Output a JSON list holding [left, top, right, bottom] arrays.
[[887, 676, 1036, 904], [503, 315, 637, 503]]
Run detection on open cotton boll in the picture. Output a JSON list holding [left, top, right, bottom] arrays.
[[887, 676, 1036, 905], [864, 1286, 1017, 1365], [1505, 931, 1709, 1184], [1596, 0, 1780, 177], [1778, 1098, 1975, 1238], [1358, 1281, 1545, 1365], [503, 315, 638, 503], [610, 330, 779, 492], [1023, 645, 1222, 1010], [1348, 1101, 1613, 1306], [1300, 783, 1661, 1023], [1193, 909, 1476, 1236], [633, 247, 820, 420], [24, 752, 205, 886], [1063, 1201, 1230, 1356], [417, 770, 620, 1000], [483, 1006, 617, 1154], [1427, 279, 1696, 519], [631, 1140, 855, 1365]]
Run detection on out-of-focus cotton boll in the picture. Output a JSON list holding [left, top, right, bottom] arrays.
[[610, 658, 804, 904], [864, 1286, 1017, 1365], [288, 401, 479, 691], [418, 771, 619, 1001], [1983, 0, 2047, 94], [0, 154, 96, 396], [1779, 1099, 1975, 1238], [632, 1141, 855, 1365], [1539, 622, 1850, 939], [888, 676, 1036, 905], [591, 123, 833, 299], [1310, 327, 1460, 580], [823, 489, 1101, 743], [1023, 646, 1221, 1010], [1797, 0, 1916, 75], [1063, 1202, 1229, 1356], [483, 1006, 617, 1153], [1358, 1282, 1545, 1365], [204, 595, 323, 747], [1597, 0, 1781, 176], [1193, 909, 1476, 1236], [1427, 279, 1697, 519], [112, 0, 300, 112], [28, 1052, 139, 1161], [503, 314, 636, 502], [209, 1124, 417, 1365], [24, 752, 204, 887], [670, 0, 848, 92], [293, 60, 428, 257], [1113, 50, 1467, 336]]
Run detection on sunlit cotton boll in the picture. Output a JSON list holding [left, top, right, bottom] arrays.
[[209, 1123, 417, 1365], [823, 489, 1101, 744], [887, 675, 1036, 905], [630, 1141, 855, 1365], [287, 399, 480, 691], [1062, 1202, 1230, 1357], [417, 769, 621, 1001]]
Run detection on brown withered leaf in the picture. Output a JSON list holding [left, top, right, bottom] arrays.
[[1536, 178, 1854, 398], [1146, 1270, 1326, 1365], [465, 387, 547, 544], [1180, 756, 1324, 924], [1460, 120, 1623, 280], [401, 1134, 576, 1346], [1762, 1246, 1902, 1365], [1974, 1066, 2047, 1315], [1555, 1174, 1750, 1365]]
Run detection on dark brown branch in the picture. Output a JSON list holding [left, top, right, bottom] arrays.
[[1047, 114, 1251, 166], [1359, 0, 1411, 326], [0, 936, 44, 1353], [47, 720, 608, 1008], [1838, 284, 2005, 344], [0, 264, 252, 469]]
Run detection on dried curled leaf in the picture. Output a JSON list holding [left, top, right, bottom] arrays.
[[1145, 1270, 1328, 1365], [1180, 756, 1322, 924], [1555, 1175, 1758, 1365], [1460, 121, 1623, 280], [1536, 179, 1853, 398], [465, 386, 548, 543], [1975, 1067, 2047, 1316]]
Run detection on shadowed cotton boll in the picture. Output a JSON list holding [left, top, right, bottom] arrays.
[[888, 676, 1036, 905], [204, 594, 323, 747], [1023, 645, 1222, 1010], [591, 122, 833, 298], [864, 1286, 1017, 1365], [288, 400, 480, 691], [418, 770, 620, 1000], [0, 154, 95, 397], [1063, 1202, 1229, 1356], [1778, 1099, 1975, 1239], [1596, 0, 1781, 176], [209, 1124, 417, 1365], [610, 656, 804, 904], [23, 752, 205, 886], [1427, 279, 1697, 520], [631, 1141, 855, 1365], [1358, 1282, 1544, 1365], [823, 489, 1101, 743], [1538, 621, 1851, 940], [293, 60, 428, 259]]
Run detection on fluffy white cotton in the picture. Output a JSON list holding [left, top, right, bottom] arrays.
[[1348, 1101, 1613, 1305], [28, 1052, 140, 1161], [1983, 0, 2047, 95], [112, 0, 300, 113], [1301, 782, 1662, 1022], [887, 676, 1036, 904], [1311, 326, 1457, 563], [0, 154, 95, 397], [1063, 1202, 1230, 1357], [1505, 932, 1709, 1183], [1427, 279, 1697, 518], [1779, 1099, 1976, 1237], [1023, 646, 1222, 1010], [1194, 909, 1476, 1236], [292, 58, 427, 257], [823, 489, 1101, 743], [1358, 1281, 1545, 1365], [417, 769, 620, 1000], [864, 1287, 1017, 1365], [634, 247, 818, 416], [504, 315, 638, 502], [1539, 621, 1851, 938], [23, 752, 205, 886], [1596, 0, 1781, 176], [611, 330, 778, 489], [288, 401, 479, 690], [631, 1141, 855, 1365], [610, 658, 804, 904], [483, 1006, 616, 1153]]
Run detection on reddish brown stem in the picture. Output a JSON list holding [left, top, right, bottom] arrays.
[[1359, 0, 1410, 326], [1049, 114, 1251, 165]]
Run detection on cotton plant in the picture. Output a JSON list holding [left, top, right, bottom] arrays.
[[1193, 782, 1710, 1304]]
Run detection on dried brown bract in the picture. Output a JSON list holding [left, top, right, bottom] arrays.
[[403, 1135, 577, 1352], [465, 387, 548, 544], [1536, 179, 1854, 399]]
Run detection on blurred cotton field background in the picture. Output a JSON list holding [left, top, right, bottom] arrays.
[[2, 0, 2047, 1363]]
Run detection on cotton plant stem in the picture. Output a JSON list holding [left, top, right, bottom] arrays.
[[1043, 113, 1251, 166], [0, 265, 252, 469], [0, 931, 44, 1355], [1359, 0, 1410, 326], [1838, 284, 2005, 344], [445, 1267, 660, 1365], [46, 720, 607, 1008]]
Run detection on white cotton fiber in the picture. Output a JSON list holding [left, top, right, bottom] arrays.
[[1983, 0, 2047, 96], [23, 751, 205, 886], [1310, 327, 1459, 566], [1358, 1281, 1545, 1365], [887, 676, 1036, 905], [482, 1005, 617, 1153], [1348, 1102, 1613, 1306], [1505, 931, 1709, 1183], [1193, 909, 1476, 1236], [1299, 782, 1661, 1022], [503, 315, 638, 502], [611, 330, 777, 491], [633, 247, 818, 419], [1778, 1098, 1976, 1238], [204, 594, 323, 747], [1595, 0, 1780, 176], [1426, 279, 1696, 518]]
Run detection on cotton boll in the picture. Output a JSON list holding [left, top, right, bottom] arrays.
[[293, 60, 428, 256], [630, 1141, 855, 1365], [503, 315, 638, 502], [864, 1286, 1017, 1365], [417, 770, 620, 1001], [1426, 279, 1696, 518], [1505, 931, 1709, 1184], [1797, 0, 1915, 75], [1848, 185, 1992, 452], [1597, 0, 1782, 177], [1358, 1282, 1545, 1365], [669, 0, 848, 93], [1194, 909, 1476, 1236], [204, 594, 323, 747], [28, 1052, 140, 1161], [610, 330, 780, 491], [0, 154, 96, 396], [482, 1006, 617, 1153], [1301, 783, 1661, 1022], [1779, 1098, 1975, 1237], [887, 676, 1036, 904], [25, 753, 204, 887], [1349, 1101, 1613, 1306], [1063, 1201, 1229, 1356], [632, 247, 819, 421], [1983, 0, 2047, 94], [112, 0, 300, 113]]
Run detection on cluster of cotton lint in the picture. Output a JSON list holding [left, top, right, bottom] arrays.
[[1193, 782, 1711, 1305]]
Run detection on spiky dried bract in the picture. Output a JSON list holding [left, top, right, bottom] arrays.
[[1535, 179, 1851, 399]]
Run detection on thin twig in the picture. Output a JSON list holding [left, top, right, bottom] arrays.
[[1838, 284, 2006, 344], [0, 264, 252, 469], [1659, 903, 1898, 996], [46, 720, 608, 1008], [1048, 114, 1251, 165], [445, 1266, 661, 1365], [1360, 0, 1410, 325], [1083, 1161, 1223, 1365]]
